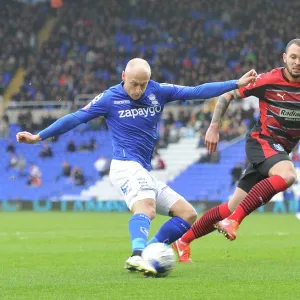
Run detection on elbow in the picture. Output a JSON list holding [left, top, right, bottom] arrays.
[[224, 91, 235, 102]]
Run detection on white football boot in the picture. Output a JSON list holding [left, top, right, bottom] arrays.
[[124, 256, 157, 276]]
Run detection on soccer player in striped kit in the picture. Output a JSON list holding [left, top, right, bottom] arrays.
[[174, 39, 300, 262]]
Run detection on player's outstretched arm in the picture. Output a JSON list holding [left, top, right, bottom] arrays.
[[205, 89, 243, 153], [16, 112, 87, 144], [160, 69, 257, 102], [16, 92, 109, 144]]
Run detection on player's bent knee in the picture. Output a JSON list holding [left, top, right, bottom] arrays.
[[178, 209, 197, 225], [269, 161, 297, 187], [133, 207, 156, 220], [169, 199, 197, 225], [281, 172, 297, 187], [131, 198, 156, 220], [272, 170, 297, 187], [142, 206, 156, 220], [185, 209, 197, 225], [147, 208, 156, 220]]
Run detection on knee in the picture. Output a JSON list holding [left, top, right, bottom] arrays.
[[178, 208, 197, 225], [186, 209, 198, 225], [131, 199, 156, 220], [139, 205, 156, 220], [280, 172, 297, 187], [269, 161, 297, 188], [169, 199, 198, 225], [147, 208, 156, 220]]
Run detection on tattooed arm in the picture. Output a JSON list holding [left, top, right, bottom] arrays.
[[205, 89, 243, 153]]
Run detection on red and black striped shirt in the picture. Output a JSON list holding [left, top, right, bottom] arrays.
[[239, 68, 300, 152]]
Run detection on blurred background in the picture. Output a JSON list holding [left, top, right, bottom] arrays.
[[1, 0, 300, 213]]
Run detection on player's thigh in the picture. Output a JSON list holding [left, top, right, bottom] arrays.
[[234, 163, 265, 211], [256, 153, 292, 177], [263, 158, 296, 187], [246, 133, 292, 177], [155, 180, 197, 223], [109, 160, 156, 211]]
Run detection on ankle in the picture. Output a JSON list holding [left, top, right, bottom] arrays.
[[132, 250, 142, 257]]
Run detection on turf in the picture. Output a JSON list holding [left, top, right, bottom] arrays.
[[0, 212, 299, 300]]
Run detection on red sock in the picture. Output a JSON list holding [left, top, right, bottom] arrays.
[[181, 202, 232, 243], [228, 175, 288, 224]]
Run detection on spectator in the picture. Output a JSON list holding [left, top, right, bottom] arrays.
[[292, 148, 300, 162], [168, 124, 180, 143], [78, 138, 97, 151], [15, 154, 27, 176], [56, 161, 72, 181], [66, 140, 76, 152], [181, 123, 195, 138], [39, 142, 53, 157], [94, 156, 110, 176], [87, 138, 97, 151], [0, 116, 9, 138], [165, 112, 175, 126], [230, 162, 244, 187], [18, 111, 35, 132], [71, 166, 85, 186], [151, 154, 166, 170], [27, 164, 42, 187], [61, 161, 72, 177], [78, 141, 89, 152], [6, 141, 15, 153], [198, 151, 220, 164], [7, 153, 18, 169]]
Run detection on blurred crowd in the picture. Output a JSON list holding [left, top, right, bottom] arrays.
[[6, 0, 299, 102], [0, 1, 48, 94], [2, 0, 299, 190]]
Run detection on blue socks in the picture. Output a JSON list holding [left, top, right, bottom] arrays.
[[129, 214, 150, 253], [147, 216, 191, 245], [129, 214, 191, 253]]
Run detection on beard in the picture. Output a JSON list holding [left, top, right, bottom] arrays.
[[286, 65, 300, 78]]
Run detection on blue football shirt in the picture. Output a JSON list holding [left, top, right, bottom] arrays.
[[39, 79, 238, 170], [78, 80, 190, 170]]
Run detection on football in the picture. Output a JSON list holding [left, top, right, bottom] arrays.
[[142, 243, 175, 277]]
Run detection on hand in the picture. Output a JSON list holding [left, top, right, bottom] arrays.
[[16, 131, 41, 144], [205, 124, 220, 154], [236, 69, 257, 87]]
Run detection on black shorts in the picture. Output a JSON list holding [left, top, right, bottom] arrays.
[[237, 132, 291, 193]]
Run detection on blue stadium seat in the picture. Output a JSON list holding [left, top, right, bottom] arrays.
[[168, 139, 246, 202]]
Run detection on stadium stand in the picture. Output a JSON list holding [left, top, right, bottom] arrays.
[[1, 0, 300, 203], [0, 1, 48, 94], [10, 0, 300, 102]]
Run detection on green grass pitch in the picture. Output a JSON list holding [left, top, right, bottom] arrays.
[[0, 212, 299, 300]]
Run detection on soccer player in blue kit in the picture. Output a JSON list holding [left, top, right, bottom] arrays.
[[17, 58, 256, 276]]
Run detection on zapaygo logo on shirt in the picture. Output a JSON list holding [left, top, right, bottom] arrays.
[[118, 106, 162, 118]]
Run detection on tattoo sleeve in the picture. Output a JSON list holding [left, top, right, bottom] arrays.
[[233, 89, 241, 100], [211, 95, 230, 125]]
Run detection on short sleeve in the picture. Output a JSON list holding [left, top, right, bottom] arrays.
[[239, 72, 272, 98]]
